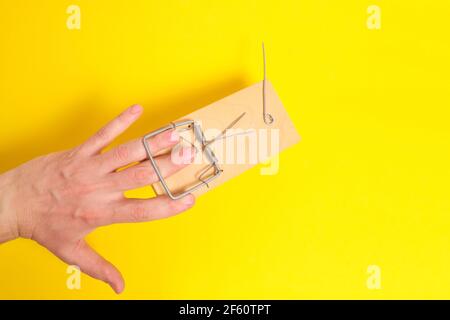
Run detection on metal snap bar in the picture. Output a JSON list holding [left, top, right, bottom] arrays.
[[142, 120, 222, 200], [262, 42, 274, 125]]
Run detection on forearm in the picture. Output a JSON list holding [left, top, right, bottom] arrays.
[[0, 170, 19, 243]]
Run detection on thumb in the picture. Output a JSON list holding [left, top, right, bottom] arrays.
[[61, 240, 125, 294]]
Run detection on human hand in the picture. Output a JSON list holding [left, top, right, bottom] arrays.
[[0, 104, 195, 293]]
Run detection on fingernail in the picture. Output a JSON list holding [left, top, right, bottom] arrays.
[[130, 104, 143, 114], [169, 130, 179, 142], [181, 147, 195, 163], [115, 283, 124, 294], [182, 194, 195, 206], [171, 146, 196, 165]]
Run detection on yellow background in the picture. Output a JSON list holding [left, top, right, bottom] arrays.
[[1, 0, 450, 299]]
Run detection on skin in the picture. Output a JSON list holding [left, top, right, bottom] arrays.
[[0, 104, 196, 294]]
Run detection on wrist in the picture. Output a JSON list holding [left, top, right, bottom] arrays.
[[0, 170, 19, 243]]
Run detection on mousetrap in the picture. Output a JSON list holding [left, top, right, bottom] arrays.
[[142, 44, 300, 199]]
